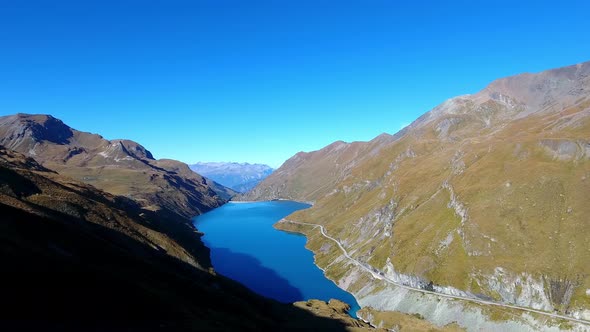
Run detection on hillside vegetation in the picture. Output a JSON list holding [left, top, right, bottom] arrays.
[[0, 114, 236, 223], [244, 61, 590, 322]]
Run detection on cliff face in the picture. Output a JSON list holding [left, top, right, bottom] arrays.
[[0, 113, 233, 222], [0, 145, 377, 331], [247, 61, 590, 329]]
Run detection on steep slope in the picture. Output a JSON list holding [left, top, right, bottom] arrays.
[[245, 61, 590, 329], [241, 134, 395, 202], [190, 162, 274, 193], [0, 145, 377, 331], [0, 113, 234, 221]]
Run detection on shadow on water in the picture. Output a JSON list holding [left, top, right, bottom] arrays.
[[210, 246, 304, 303], [1, 202, 357, 331]]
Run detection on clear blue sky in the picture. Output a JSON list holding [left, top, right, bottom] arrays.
[[1, 1, 589, 168]]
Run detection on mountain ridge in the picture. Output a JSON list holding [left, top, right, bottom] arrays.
[[243, 60, 590, 330], [0, 113, 235, 220]]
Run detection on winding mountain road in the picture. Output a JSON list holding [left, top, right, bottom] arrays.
[[281, 219, 590, 326]]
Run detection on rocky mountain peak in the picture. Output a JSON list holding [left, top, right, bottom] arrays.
[[0, 113, 234, 221], [112, 139, 155, 160], [15, 114, 73, 143], [478, 60, 590, 112], [0, 113, 74, 151], [405, 61, 590, 140]]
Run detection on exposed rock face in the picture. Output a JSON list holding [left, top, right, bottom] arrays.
[[0, 113, 234, 221], [0, 114, 74, 148], [293, 299, 380, 331], [249, 61, 590, 329], [357, 306, 465, 331], [189, 161, 273, 193]]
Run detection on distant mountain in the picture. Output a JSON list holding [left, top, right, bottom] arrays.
[[189, 162, 273, 193], [0, 113, 236, 223], [243, 61, 590, 329]]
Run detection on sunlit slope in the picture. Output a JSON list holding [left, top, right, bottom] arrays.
[[0, 114, 234, 221], [247, 61, 590, 317], [242, 134, 396, 202]]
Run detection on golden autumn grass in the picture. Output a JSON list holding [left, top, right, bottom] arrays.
[[257, 63, 590, 318]]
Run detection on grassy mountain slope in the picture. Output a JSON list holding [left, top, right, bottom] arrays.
[[0, 113, 235, 222], [241, 134, 395, 202], [244, 61, 590, 321]]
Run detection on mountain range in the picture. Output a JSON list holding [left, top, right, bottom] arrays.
[[242, 61, 590, 330], [189, 162, 274, 193], [0, 114, 237, 220], [3, 59, 590, 330]]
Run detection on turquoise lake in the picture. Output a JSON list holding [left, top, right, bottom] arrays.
[[193, 201, 360, 317]]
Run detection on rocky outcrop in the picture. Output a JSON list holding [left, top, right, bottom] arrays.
[[293, 299, 380, 331], [357, 307, 465, 331], [0, 114, 73, 149], [539, 139, 590, 161]]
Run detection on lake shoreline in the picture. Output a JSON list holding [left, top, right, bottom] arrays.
[[230, 199, 316, 205], [273, 218, 367, 318], [193, 201, 360, 317]]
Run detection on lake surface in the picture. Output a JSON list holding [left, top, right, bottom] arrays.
[[193, 201, 360, 317]]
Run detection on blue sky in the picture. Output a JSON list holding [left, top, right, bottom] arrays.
[[1, 1, 589, 168]]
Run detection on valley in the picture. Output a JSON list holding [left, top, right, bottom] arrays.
[[0, 119, 376, 331], [3, 2, 590, 331]]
